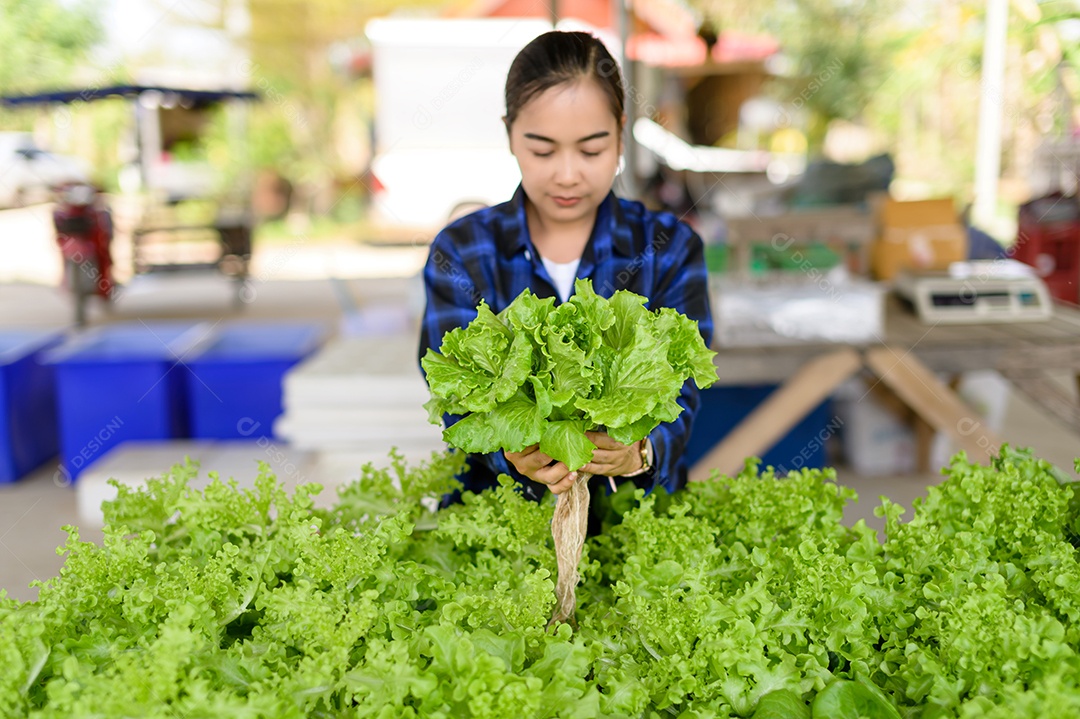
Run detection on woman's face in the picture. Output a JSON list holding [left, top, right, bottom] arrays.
[[506, 78, 623, 228]]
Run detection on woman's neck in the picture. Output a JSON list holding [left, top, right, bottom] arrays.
[[525, 199, 593, 263]]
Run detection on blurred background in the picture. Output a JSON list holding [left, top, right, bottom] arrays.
[[1, 0, 1078, 252]]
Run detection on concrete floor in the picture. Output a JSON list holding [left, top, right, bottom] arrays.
[[1, 204, 1078, 602]]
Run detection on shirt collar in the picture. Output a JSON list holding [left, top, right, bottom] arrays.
[[498, 183, 632, 259]]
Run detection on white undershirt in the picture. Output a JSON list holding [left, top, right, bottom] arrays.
[[540, 255, 581, 303]]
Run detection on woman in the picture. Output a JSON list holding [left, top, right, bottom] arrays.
[[419, 30, 713, 507]]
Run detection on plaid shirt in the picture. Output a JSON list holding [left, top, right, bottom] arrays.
[[419, 183, 714, 501]]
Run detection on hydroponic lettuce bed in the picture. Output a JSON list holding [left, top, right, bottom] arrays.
[[3, 447, 1080, 718]]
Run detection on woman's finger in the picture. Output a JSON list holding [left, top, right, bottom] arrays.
[[523, 450, 555, 472], [507, 447, 554, 475], [534, 462, 571, 486], [584, 431, 626, 450], [505, 444, 539, 462], [587, 448, 627, 466], [549, 472, 578, 495]]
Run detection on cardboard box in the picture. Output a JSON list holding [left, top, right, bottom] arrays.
[[872, 198, 968, 280]]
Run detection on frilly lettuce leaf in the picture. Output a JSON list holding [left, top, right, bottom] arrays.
[[424, 278, 718, 471]]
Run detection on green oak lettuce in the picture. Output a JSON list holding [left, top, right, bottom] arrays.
[[422, 279, 718, 470], [2, 447, 1080, 717]]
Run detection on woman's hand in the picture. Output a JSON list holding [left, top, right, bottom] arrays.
[[505, 432, 645, 495], [504, 445, 579, 495], [581, 431, 643, 478]]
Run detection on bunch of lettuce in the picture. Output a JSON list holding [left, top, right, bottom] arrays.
[[4, 447, 1080, 717], [421, 278, 718, 470]]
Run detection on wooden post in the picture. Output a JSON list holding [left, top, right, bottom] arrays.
[[866, 348, 1006, 463], [1001, 369, 1080, 435]]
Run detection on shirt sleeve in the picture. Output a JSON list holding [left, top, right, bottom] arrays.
[[418, 229, 528, 485], [418, 228, 480, 363], [642, 220, 714, 494]]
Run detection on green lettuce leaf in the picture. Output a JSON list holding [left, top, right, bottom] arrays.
[[443, 392, 545, 454], [573, 324, 682, 428], [424, 278, 716, 471], [540, 419, 598, 472], [604, 289, 650, 350]]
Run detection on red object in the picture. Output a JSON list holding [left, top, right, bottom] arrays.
[[452, 0, 779, 68], [1014, 193, 1080, 304], [52, 184, 114, 299]]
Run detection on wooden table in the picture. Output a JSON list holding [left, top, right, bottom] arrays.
[[689, 295, 1080, 481]]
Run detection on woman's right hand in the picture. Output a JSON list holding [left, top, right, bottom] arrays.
[[504, 445, 578, 495]]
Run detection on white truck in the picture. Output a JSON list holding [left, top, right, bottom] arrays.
[[364, 17, 552, 231]]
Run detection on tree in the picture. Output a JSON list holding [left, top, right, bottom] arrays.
[[761, 0, 912, 153], [0, 0, 105, 94], [149, 0, 456, 217]]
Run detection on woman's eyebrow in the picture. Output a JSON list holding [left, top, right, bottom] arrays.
[[523, 131, 611, 143]]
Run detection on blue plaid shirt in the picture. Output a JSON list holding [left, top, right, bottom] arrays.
[[419, 183, 714, 501]]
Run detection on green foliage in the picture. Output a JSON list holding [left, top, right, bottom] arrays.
[[3, 446, 1080, 716], [0, 0, 104, 94], [761, 0, 911, 149], [752, 688, 810, 719], [423, 279, 718, 471], [811, 677, 902, 719]]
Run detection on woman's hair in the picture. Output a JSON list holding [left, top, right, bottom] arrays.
[[504, 31, 625, 130]]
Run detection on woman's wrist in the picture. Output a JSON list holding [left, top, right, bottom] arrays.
[[619, 438, 653, 478]]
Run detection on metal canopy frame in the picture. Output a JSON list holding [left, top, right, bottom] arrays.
[[0, 85, 259, 109]]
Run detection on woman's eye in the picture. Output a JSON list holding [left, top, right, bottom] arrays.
[[583, 151, 600, 157], [532, 151, 553, 158]]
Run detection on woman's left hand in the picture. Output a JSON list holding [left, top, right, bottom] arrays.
[[580, 431, 644, 477]]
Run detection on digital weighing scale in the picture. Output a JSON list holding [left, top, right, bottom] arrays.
[[895, 260, 1054, 324]]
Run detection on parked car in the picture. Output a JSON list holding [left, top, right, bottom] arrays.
[[0, 132, 88, 208]]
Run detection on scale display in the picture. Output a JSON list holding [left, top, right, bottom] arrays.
[[895, 261, 1054, 324]]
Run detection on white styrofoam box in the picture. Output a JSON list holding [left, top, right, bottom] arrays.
[[712, 275, 886, 347], [273, 412, 445, 448], [930, 370, 1011, 469], [76, 440, 319, 527], [311, 445, 453, 495], [833, 378, 917, 477], [282, 335, 431, 409], [279, 406, 433, 428]]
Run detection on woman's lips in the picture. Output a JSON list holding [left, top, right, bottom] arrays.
[[552, 196, 582, 207]]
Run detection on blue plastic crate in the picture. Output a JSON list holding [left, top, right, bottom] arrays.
[[185, 322, 325, 440], [0, 331, 63, 483], [43, 322, 206, 481], [684, 384, 837, 475]]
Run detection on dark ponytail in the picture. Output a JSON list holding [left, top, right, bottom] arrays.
[[504, 31, 625, 130]]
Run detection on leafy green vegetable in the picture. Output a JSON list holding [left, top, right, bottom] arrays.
[[753, 688, 811, 719], [2, 446, 1080, 717], [811, 678, 903, 719], [422, 278, 718, 470]]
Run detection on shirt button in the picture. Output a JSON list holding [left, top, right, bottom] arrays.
[[524, 250, 531, 261]]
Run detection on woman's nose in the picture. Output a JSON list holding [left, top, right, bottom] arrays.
[[555, 152, 579, 185]]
